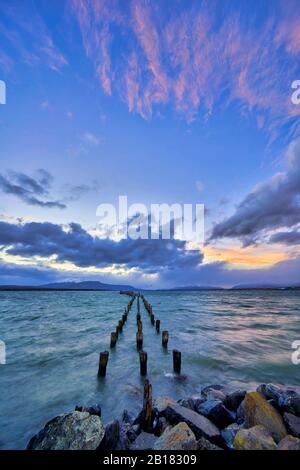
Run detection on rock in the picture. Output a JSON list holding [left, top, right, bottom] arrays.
[[122, 409, 134, 424], [284, 396, 300, 417], [98, 420, 119, 451], [164, 402, 220, 443], [224, 390, 246, 411], [197, 437, 223, 450], [197, 399, 235, 429], [27, 411, 104, 450], [201, 385, 226, 402], [153, 397, 176, 415], [221, 423, 242, 449], [277, 435, 300, 450], [75, 404, 101, 417], [154, 422, 197, 450], [130, 432, 157, 450], [257, 384, 300, 416], [115, 422, 135, 450], [177, 398, 195, 411], [242, 392, 287, 442], [283, 412, 300, 438], [234, 425, 277, 450], [153, 417, 169, 436]]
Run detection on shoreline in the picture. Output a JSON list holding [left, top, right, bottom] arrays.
[[26, 382, 300, 451]]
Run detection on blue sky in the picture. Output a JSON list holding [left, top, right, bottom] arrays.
[[1, 0, 300, 288]]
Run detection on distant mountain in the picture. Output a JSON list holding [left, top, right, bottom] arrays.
[[232, 283, 300, 290], [0, 281, 136, 291], [170, 285, 223, 291]]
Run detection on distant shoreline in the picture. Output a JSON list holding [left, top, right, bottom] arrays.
[[0, 287, 299, 292]]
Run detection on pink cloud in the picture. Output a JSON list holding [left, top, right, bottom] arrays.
[[70, 0, 300, 139]]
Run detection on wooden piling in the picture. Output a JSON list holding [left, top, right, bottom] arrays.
[[98, 351, 109, 376], [139, 350, 147, 375], [155, 319, 160, 333], [110, 332, 117, 348], [162, 330, 169, 348], [173, 349, 181, 374], [122, 314, 126, 324], [137, 320, 143, 333], [143, 379, 152, 431], [137, 313, 141, 322], [115, 325, 119, 338], [118, 320, 123, 333], [136, 331, 143, 350], [150, 313, 155, 325]]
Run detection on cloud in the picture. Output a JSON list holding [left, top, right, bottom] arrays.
[[210, 139, 300, 245], [0, 220, 203, 273], [0, 170, 66, 209], [270, 230, 300, 245], [70, 0, 300, 138], [0, 0, 68, 71]]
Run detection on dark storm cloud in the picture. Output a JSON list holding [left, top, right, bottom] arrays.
[[210, 140, 300, 246], [0, 170, 66, 209], [270, 230, 300, 245], [0, 221, 202, 272]]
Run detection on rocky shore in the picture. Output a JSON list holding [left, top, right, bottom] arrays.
[[27, 383, 300, 451]]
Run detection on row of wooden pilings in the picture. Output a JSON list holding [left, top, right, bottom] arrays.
[[98, 293, 182, 377]]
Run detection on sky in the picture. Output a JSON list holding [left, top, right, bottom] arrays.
[[0, 0, 300, 288]]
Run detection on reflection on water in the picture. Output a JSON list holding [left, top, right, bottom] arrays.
[[0, 289, 299, 449]]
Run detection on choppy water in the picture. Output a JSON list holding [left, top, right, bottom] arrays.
[[0, 289, 300, 449]]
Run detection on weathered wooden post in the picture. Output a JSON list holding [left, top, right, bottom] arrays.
[[115, 325, 119, 338], [110, 332, 117, 348], [98, 351, 109, 376], [136, 313, 141, 322], [155, 319, 160, 333], [139, 350, 147, 375], [118, 319, 123, 333], [173, 349, 181, 374], [136, 331, 143, 350], [122, 314, 126, 324], [137, 320, 143, 333], [143, 379, 152, 431], [162, 330, 169, 348], [150, 313, 155, 325], [137, 295, 140, 313]]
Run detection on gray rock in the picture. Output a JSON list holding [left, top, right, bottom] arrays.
[[277, 435, 300, 450], [130, 432, 157, 450], [221, 423, 242, 449], [197, 399, 235, 429], [283, 412, 300, 438], [154, 422, 197, 450], [27, 411, 104, 450], [122, 409, 134, 424], [153, 396, 176, 415], [75, 404, 101, 417], [202, 388, 226, 403], [234, 425, 277, 450], [224, 390, 246, 411], [177, 398, 195, 411], [98, 420, 119, 451], [257, 383, 300, 416], [197, 437, 223, 450], [164, 402, 221, 443]]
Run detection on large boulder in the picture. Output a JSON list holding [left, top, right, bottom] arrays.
[[164, 402, 220, 443], [221, 423, 243, 449], [277, 435, 300, 450], [283, 412, 300, 438], [242, 392, 287, 442], [153, 397, 176, 415], [257, 384, 300, 416], [154, 422, 197, 451], [234, 425, 277, 450], [196, 399, 235, 429], [27, 411, 105, 450], [98, 420, 119, 451], [224, 390, 246, 412], [130, 432, 157, 450]]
